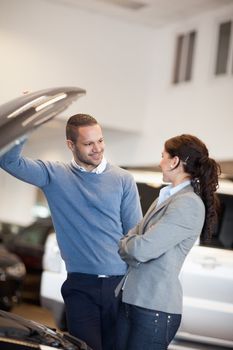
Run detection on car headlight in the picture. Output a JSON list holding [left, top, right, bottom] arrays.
[[6, 262, 26, 278]]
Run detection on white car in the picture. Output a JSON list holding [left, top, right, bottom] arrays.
[[40, 171, 233, 348], [40, 232, 67, 329]]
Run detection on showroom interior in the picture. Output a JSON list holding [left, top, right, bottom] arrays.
[[0, 0, 233, 349]]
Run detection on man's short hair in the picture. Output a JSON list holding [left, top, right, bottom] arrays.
[[66, 114, 98, 142]]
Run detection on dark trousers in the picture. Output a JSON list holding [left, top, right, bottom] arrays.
[[116, 302, 181, 350], [61, 273, 123, 350]]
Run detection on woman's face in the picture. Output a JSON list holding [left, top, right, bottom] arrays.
[[159, 149, 175, 183]]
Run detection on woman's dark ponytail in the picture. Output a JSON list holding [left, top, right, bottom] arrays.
[[165, 134, 221, 241], [196, 157, 221, 240]]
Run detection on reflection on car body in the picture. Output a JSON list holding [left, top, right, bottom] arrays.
[[0, 310, 92, 350], [41, 171, 233, 348]]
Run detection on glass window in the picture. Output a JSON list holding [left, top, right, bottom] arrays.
[[17, 225, 48, 247], [215, 21, 232, 75], [200, 193, 233, 250], [185, 31, 196, 81], [173, 34, 184, 84], [172, 30, 197, 84], [136, 183, 162, 215]]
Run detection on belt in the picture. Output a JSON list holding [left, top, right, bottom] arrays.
[[97, 274, 110, 278], [68, 272, 121, 279]]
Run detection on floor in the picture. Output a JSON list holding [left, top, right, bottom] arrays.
[[12, 302, 56, 329]]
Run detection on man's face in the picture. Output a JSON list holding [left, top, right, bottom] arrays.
[[68, 124, 105, 171]]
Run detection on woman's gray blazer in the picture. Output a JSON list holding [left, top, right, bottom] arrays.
[[118, 184, 205, 314]]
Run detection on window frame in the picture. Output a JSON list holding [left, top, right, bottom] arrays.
[[172, 30, 197, 84], [214, 19, 233, 76]]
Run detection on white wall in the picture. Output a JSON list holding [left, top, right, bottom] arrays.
[[141, 6, 233, 164], [107, 5, 233, 165], [0, 171, 37, 224], [0, 0, 153, 132], [1, 0, 233, 224]]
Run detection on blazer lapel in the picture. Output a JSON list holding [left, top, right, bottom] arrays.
[[142, 185, 194, 229], [143, 196, 171, 229]]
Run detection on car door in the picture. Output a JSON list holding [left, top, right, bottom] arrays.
[[178, 193, 233, 346]]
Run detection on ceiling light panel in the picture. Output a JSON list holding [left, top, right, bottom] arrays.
[[96, 0, 147, 11]]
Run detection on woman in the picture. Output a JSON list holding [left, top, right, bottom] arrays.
[[116, 134, 220, 350]]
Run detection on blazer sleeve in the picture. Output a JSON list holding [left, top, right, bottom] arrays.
[[118, 194, 205, 263], [118, 224, 141, 266]]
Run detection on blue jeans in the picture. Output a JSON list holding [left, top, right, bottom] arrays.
[[61, 273, 123, 350], [116, 302, 181, 350]]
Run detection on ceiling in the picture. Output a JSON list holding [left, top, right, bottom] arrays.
[[48, 0, 233, 28]]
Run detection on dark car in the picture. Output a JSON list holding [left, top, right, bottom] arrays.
[[6, 217, 54, 272], [0, 222, 23, 244], [0, 243, 26, 311], [5, 217, 54, 304], [0, 310, 92, 350], [0, 221, 25, 307]]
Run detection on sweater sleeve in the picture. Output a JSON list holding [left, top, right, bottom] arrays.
[[120, 173, 143, 235], [0, 140, 50, 187]]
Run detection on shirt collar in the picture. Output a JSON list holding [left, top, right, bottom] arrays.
[[71, 157, 107, 174], [157, 180, 191, 207], [169, 179, 191, 196]]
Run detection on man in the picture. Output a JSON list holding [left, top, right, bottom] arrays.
[[0, 114, 142, 350]]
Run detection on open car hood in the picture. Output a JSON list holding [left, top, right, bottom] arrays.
[[0, 86, 86, 156]]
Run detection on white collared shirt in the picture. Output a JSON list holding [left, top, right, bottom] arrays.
[[157, 180, 191, 207], [71, 157, 107, 174]]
